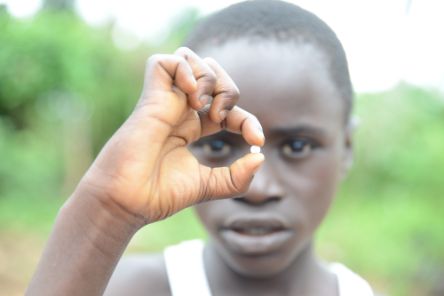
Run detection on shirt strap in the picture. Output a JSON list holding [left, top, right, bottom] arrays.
[[330, 262, 374, 296], [164, 240, 212, 296]]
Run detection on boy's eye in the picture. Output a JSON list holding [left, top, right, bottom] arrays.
[[281, 139, 315, 159], [202, 139, 232, 158]]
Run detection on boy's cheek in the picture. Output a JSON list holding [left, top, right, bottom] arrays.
[[280, 154, 342, 198]]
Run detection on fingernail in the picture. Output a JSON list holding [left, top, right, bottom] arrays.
[[256, 124, 263, 133], [219, 110, 228, 121], [200, 95, 209, 106], [257, 126, 265, 142], [191, 77, 198, 90]]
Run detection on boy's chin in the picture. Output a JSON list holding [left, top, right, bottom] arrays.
[[226, 253, 295, 279], [215, 243, 297, 279], [212, 236, 315, 279]]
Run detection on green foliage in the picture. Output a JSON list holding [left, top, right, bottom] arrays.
[[0, 10, 143, 146], [317, 85, 444, 295], [350, 85, 444, 193], [42, 0, 76, 12], [159, 7, 200, 51], [0, 10, 145, 207]]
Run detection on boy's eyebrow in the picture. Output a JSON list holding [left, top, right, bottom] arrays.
[[200, 130, 239, 139], [203, 126, 327, 138], [270, 125, 327, 137]]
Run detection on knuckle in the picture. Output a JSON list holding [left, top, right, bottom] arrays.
[[177, 56, 188, 67], [233, 85, 240, 97], [251, 114, 259, 123], [222, 98, 236, 111], [147, 54, 162, 65], [203, 57, 216, 65], [203, 71, 217, 84], [175, 46, 191, 56], [225, 88, 240, 102], [147, 54, 183, 67]]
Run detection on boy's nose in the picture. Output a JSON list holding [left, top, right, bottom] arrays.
[[234, 165, 283, 205]]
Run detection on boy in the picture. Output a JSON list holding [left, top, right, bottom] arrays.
[[27, 1, 373, 295]]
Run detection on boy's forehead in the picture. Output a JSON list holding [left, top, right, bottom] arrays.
[[197, 39, 338, 100], [197, 39, 344, 129], [200, 40, 323, 72]]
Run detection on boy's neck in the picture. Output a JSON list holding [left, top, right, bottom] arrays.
[[204, 240, 337, 296]]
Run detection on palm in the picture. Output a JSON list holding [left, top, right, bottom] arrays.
[[89, 98, 206, 220], [144, 110, 208, 221], [150, 146, 204, 220]]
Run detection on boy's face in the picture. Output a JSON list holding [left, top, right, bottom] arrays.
[[191, 40, 352, 277]]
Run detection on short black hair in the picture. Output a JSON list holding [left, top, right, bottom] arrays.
[[184, 0, 353, 121]]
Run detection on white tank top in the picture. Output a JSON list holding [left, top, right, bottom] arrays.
[[163, 240, 374, 296]]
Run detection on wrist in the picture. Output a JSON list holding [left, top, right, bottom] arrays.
[[62, 188, 146, 256], [27, 189, 147, 296]]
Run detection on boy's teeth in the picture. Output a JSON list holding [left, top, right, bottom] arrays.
[[240, 227, 274, 235], [249, 228, 267, 235]]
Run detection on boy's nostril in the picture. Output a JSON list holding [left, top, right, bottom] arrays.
[[268, 196, 281, 203], [233, 197, 247, 204]]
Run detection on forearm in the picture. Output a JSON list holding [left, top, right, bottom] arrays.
[[26, 190, 145, 296]]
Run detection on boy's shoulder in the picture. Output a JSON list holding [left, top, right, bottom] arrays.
[[104, 253, 171, 296]]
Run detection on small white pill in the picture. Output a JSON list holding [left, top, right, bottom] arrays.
[[250, 145, 261, 154]]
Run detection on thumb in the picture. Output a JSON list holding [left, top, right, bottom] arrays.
[[201, 152, 265, 200]]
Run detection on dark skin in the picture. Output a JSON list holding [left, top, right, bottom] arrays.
[[104, 40, 353, 296], [195, 40, 352, 295], [27, 47, 265, 296], [27, 37, 352, 295]]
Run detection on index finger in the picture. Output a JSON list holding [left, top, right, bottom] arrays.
[[175, 47, 217, 110], [198, 106, 265, 147], [204, 57, 240, 123]]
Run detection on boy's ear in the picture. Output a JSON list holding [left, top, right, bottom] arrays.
[[341, 116, 358, 179]]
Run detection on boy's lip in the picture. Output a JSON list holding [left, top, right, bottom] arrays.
[[222, 215, 289, 232], [219, 215, 294, 255]]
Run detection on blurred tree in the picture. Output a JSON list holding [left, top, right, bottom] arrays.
[[42, 0, 75, 12], [0, 6, 205, 199], [156, 7, 200, 52], [0, 9, 144, 197]]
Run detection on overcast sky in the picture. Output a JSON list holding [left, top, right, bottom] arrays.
[[1, 0, 444, 93]]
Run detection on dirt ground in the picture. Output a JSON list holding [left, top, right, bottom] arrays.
[[0, 231, 44, 296]]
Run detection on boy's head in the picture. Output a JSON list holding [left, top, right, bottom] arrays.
[[185, 0, 353, 121], [188, 1, 354, 278]]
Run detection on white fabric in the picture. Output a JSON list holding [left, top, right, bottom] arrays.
[[329, 263, 373, 296], [163, 240, 373, 296], [163, 240, 212, 296], [329, 262, 374, 296]]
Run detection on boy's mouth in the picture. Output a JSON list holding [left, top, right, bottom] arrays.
[[231, 225, 281, 236], [219, 216, 294, 255], [227, 218, 286, 235]]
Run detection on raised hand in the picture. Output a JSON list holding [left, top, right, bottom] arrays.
[[76, 47, 265, 223]]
